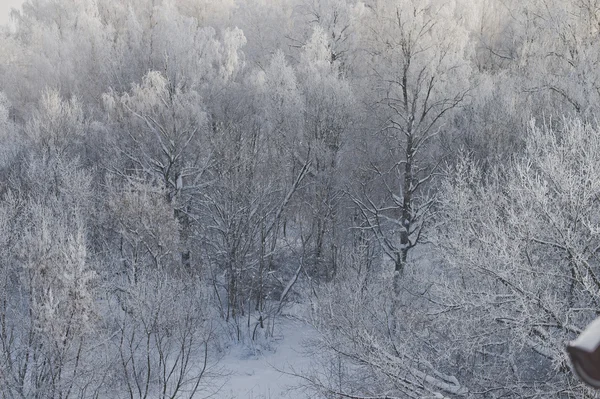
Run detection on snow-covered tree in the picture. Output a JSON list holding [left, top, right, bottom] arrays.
[[352, 0, 472, 287], [437, 118, 600, 396]]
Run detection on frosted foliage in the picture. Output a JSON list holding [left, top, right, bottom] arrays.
[[301, 26, 336, 73], [221, 26, 247, 81], [107, 178, 181, 279], [298, 0, 361, 67], [149, 2, 223, 86], [127, 71, 169, 110], [230, 0, 296, 64], [352, 0, 366, 16], [6, 0, 111, 105], [6, 153, 98, 374], [0, 196, 97, 399], [117, 70, 205, 130], [20, 204, 96, 342], [301, 60, 355, 156], [257, 50, 304, 137], [105, 69, 206, 200], [299, 25, 355, 129], [176, 0, 236, 24], [3, 0, 244, 109], [305, 252, 468, 398], [360, 0, 472, 134], [372, 0, 471, 85], [0, 93, 8, 124], [0, 93, 17, 166], [110, 180, 180, 254], [438, 119, 600, 394], [503, 0, 600, 114], [121, 4, 144, 51], [25, 89, 85, 151]]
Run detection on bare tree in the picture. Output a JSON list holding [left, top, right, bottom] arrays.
[[200, 86, 310, 332], [106, 272, 221, 399], [352, 0, 471, 292]]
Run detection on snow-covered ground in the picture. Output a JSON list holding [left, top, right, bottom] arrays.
[[219, 311, 316, 399]]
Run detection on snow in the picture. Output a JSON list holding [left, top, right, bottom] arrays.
[[218, 310, 315, 399]]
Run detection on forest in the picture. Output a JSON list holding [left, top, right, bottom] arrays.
[[1, 0, 600, 397]]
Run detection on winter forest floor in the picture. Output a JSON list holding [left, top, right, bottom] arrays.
[[216, 309, 316, 399]]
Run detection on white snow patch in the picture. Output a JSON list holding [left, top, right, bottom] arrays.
[[218, 310, 315, 399]]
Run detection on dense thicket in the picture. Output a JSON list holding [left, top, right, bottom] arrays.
[[1, 0, 599, 397]]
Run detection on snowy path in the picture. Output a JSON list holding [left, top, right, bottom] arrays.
[[220, 316, 315, 399]]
